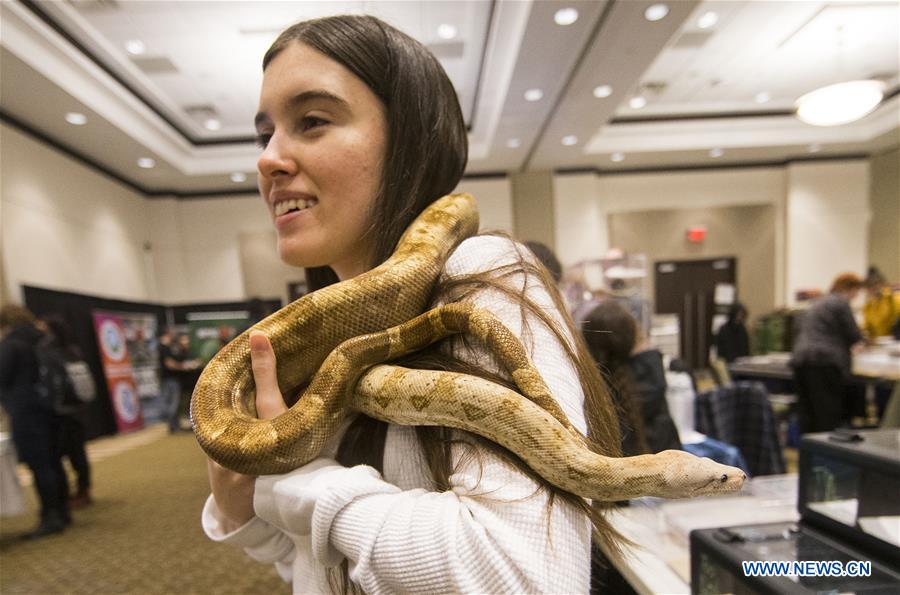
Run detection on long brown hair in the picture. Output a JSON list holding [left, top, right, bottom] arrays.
[[263, 15, 623, 593], [582, 300, 651, 456]]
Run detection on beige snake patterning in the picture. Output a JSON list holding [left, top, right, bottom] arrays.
[[191, 193, 745, 500]]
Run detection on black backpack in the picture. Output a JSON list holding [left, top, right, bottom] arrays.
[[33, 340, 81, 415]]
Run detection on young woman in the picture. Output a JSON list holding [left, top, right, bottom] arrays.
[[581, 300, 681, 457], [203, 15, 622, 593]]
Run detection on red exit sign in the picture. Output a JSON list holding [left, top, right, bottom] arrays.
[[686, 226, 707, 243]]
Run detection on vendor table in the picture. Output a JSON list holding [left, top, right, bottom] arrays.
[[600, 475, 799, 594]]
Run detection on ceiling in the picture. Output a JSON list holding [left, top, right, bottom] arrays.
[[1, 0, 898, 196]]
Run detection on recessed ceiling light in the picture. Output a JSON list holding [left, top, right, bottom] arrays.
[[697, 11, 718, 29], [611, 152, 625, 162], [137, 157, 156, 169], [562, 135, 578, 146], [230, 172, 247, 183], [524, 88, 544, 102], [437, 24, 457, 40], [204, 118, 222, 131], [709, 148, 724, 158], [65, 112, 87, 125], [593, 85, 613, 98], [795, 80, 885, 126], [755, 92, 771, 104], [506, 138, 522, 149], [554, 8, 579, 26], [125, 39, 146, 55], [644, 4, 669, 22], [808, 143, 823, 153], [629, 96, 647, 109]]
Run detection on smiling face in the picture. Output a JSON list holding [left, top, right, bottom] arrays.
[[255, 41, 388, 280]]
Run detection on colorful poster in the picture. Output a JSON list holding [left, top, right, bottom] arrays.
[[92, 312, 144, 433], [118, 312, 162, 423]]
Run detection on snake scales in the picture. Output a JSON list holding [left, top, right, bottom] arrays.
[[191, 193, 745, 501]]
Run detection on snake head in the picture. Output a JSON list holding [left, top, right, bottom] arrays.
[[658, 450, 747, 498]]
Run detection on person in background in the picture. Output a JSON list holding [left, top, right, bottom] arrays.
[[40, 316, 93, 508], [0, 305, 70, 538], [791, 273, 866, 433], [175, 333, 202, 400], [159, 328, 196, 433], [716, 302, 751, 363], [862, 266, 899, 340], [524, 240, 563, 284], [582, 299, 682, 456]]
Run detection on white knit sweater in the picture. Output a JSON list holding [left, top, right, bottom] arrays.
[[202, 236, 592, 594]]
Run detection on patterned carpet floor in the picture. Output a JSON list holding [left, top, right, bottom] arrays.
[[0, 428, 285, 594]]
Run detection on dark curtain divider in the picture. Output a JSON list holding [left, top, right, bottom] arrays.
[[23, 286, 167, 440], [22, 286, 282, 441]]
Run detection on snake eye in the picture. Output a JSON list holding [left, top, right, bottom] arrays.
[[720, 474, 727, 483]]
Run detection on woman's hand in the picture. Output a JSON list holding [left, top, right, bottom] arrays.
[[206, 330, 288, 530]]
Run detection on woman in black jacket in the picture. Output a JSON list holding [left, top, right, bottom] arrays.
[[0, 305, 69, 537], [716, 303, 751, 363], [582, 299, 682, 456]]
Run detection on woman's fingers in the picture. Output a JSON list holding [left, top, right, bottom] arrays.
[[249, 330, 288, 420]]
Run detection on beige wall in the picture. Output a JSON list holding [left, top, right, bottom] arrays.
[[554, 161, 875, 310], [0, 124, 286, 305], [238, 230, 305, 303], [158, 196, 276, 304], [0, 124, 517, 307], [553, 168, 787, 307], [609, 205, 777, 323], [454, 177, 514, 233], [510, 170, 554, 246], [869, 148, 900, 282], [785, 160, 870, 304], [1, 123, 153, 303]]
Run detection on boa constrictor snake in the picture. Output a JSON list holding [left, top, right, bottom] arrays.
[[191, 193, 745, 501]]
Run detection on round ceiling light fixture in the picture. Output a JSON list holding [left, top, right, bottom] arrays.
[[562, 135, 578, 146], [611, 152, 625, 162], [524, 88, 544, 102], [755, 91, 771, 104], [644, 4, 669, 22], [697, 11, 718, 29], [65, 112, 87, 125], [554, 8, 579, 26], [437, 24, 457, 40], [230, 172, 247, 183], [709, 148, 724, 158], [204, 118, 222, 131], [506, 138, 522, 149], [137, 157, 156, 169], [629, 96, 647, 109], [125, 40, 146, 55], [795, 80, 885, 126], [593, 84, 613, 98]]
